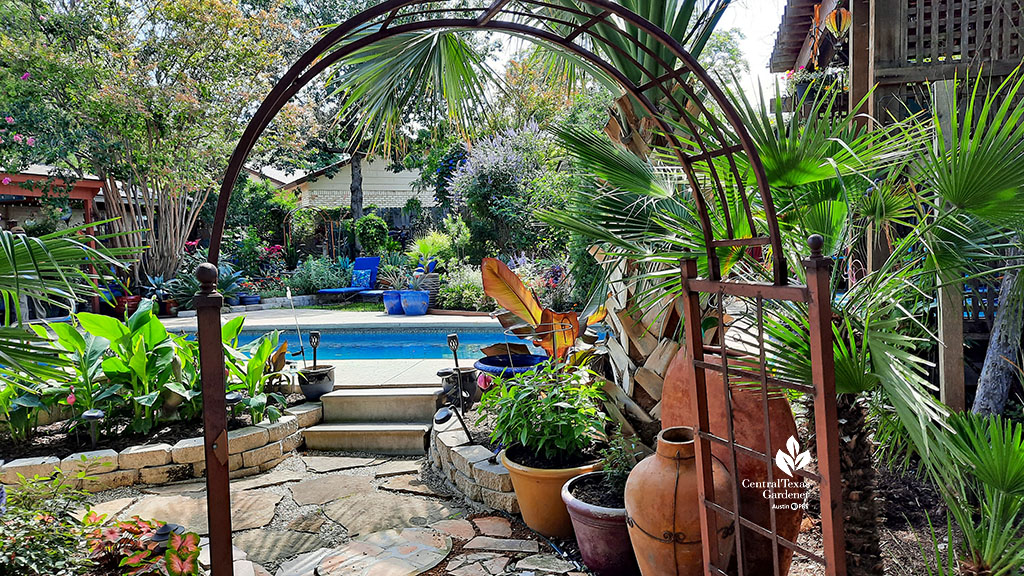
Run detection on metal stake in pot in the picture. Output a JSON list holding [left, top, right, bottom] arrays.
[[309, 331, 321, 367], [447, 333, 466, 415]]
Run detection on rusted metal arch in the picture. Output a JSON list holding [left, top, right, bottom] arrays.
[[194, 2, 844, 576], [206, 0, 788, 284]]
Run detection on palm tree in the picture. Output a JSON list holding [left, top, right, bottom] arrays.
[[0, 221, 138, 394], [324, 0, 732, 157]]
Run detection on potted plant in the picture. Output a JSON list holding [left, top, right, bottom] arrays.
[[400, 272, 430, 316], [561, 435, 643, 575], [476, 360, 607, 538], [379, 265, 410, 315], [296, 331, 334, 401], [238, 281, 262, 306]]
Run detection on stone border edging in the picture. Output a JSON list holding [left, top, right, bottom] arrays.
[[176, 294, 320, 318], [427, 418, 519, 515], [0, 402, 323, 492]]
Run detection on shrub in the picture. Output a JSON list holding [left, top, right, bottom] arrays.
[[0, 469, 93, 576], [354, 213, 390, 255], [438, 264, 493, 311], [286, 256, 353, 295], [408, 231, 451, 270], [477, 361, 606, 464]]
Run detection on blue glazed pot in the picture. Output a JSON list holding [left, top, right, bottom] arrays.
[[239, 294, 261, 306], [474, 354, 549, 377], [225, 296, 240, 306], [400, 290, 430, 316], [383, 290, 405, 315]]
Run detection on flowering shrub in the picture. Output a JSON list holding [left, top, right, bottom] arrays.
[[286, 256, 353, 295], [438, 264, 494, 312]]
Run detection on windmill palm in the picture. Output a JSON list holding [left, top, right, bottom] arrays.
[[324, 0, 732, 157]]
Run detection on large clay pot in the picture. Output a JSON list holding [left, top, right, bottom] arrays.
[[501, 450, 600, 538], [562, 472, 640, 576], [625, 427, 734, 576], [661, 348, 803, 575]]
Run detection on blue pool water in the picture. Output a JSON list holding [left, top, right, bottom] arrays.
[[236, 329, 541, 360]]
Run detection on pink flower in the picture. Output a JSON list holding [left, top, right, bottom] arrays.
[[477, 373, 493, 391], [11, 134, 21, 143], [19, 72, 30, 81], [2, 178, 11, 185], [4, 117, 12, 124], [25, 137, 34, 146]]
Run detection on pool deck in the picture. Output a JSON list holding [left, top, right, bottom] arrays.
[[163, 309, 499, 388], [162, 308, 500, 333]]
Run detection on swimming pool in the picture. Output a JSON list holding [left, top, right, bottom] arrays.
[[236, 328, 542, 360]]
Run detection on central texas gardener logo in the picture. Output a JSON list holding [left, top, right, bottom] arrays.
[[775, 436, 811, 477]]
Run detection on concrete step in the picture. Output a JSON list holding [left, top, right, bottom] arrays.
[[321, 387, 444, 423], [302, 423, 431, 455], [332, 381, 442, 390]]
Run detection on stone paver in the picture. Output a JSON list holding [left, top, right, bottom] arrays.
[[317, 528, 450, 576], [230, 468, 304, 491], [429, 519, 476, 540], [290, 474, 374, 506], [472, 516, 512, 538], [302, 455, 378, 473], [232, 529, 324, 566], [78, 496, 136, 522], [515, 554, 576, 573], [374, 459, 423, 478], [464, 537, 540, 554], [323, 490, 458, 536], [287, 511, 326, 533], [123, 491, 282, 535], [140, 481, 205, 496], [381, 474, 440, 497], [446, 552, 510, 576], [275, 547, 335, 576]]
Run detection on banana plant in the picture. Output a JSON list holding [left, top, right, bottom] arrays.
[[77, 299, 177, 434], [225, 330, 288, 424]]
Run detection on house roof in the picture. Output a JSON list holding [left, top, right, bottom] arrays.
[[280, 158, 350, 191], [770, 0, 818, 73]]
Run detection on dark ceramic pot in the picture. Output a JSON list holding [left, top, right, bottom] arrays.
[[400, 290, 430, 316], [239, 294, 261, 306], [382, 290, 405, 315], [473, 354, 548, 377], [298, 365, 334, 401], [562, 472, 640, 576]]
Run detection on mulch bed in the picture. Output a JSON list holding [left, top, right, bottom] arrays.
[[2, 393, 308, 462]]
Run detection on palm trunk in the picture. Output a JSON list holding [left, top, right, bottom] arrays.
[[972, 246, 1024, 415], [837, 394, 884, 576], [350, 152, 364, 257]]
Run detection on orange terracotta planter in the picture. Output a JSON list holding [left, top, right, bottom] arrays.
[[624, 427, 734, 575], [661, 348, 804, 575], [501, 451, 600, 538]]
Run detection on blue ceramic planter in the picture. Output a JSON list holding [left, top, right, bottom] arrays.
[[239, 294, 261, 306], [474, 354, 549, 377], [400, 290, 430, 316], [383, 290, 405, 315]]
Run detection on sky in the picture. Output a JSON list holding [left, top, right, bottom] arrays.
[[719, 0, 788, 95]]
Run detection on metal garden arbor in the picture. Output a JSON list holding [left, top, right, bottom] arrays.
[[194, 2, 846, 575]]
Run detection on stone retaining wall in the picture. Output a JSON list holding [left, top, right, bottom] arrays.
[[0, 403, 323, 492], [176, 294, 320, 318], [427, 418, 519, 514]]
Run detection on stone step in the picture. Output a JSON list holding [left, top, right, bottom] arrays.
[[333, 381, 442, 390], [302, 423, 431, 455], [321, 387, 444, 423]]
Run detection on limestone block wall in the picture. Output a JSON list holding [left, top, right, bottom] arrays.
[[0, 403, 323, 492], [427, 418, 519, 514]]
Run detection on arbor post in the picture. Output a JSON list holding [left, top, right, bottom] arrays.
[[195, 263, 234, 576], [804, 236, 847, 576]]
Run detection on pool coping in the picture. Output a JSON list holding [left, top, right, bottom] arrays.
[[162, 308, 500, 333]]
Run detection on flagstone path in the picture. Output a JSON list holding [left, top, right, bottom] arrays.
[[84, 452, 588, 576]]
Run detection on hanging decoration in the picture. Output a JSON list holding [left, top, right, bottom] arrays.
[[826, 7, 853, 39]]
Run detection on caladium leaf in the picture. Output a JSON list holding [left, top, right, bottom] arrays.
[[482, 258, 542, 327]]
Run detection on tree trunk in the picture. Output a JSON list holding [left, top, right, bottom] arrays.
[[972, 247, 1024, 415], [837, 394, 885, 576], [350, 152, 364, 257]]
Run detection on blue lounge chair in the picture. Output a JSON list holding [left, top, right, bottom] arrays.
[[318, 256, 381, 298]]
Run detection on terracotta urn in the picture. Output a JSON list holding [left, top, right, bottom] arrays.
[[501, 450, 600, 538], [624, 427, 734, 575], [661, 348, 804, 575]]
